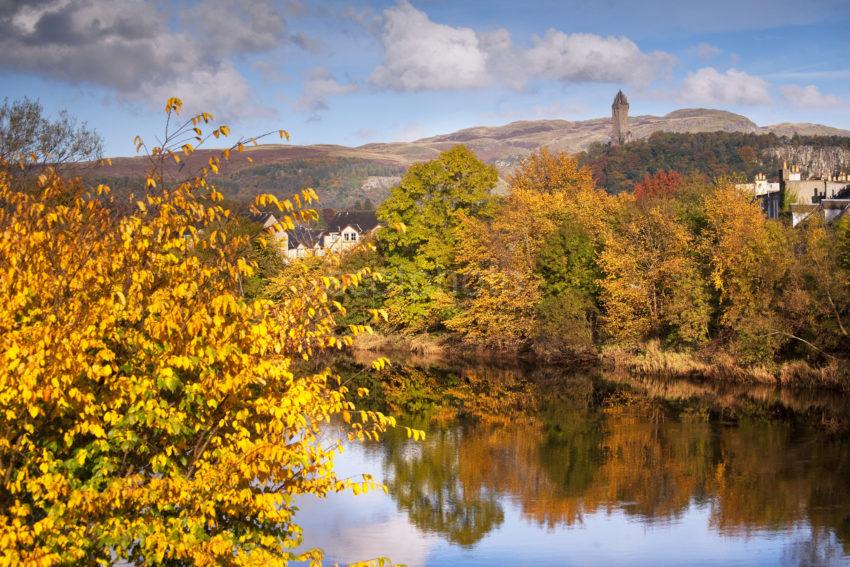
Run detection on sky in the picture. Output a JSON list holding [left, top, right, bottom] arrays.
[[2, 0, 849, 156]]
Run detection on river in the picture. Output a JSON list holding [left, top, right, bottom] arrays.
[[294, 360, 850, 566]]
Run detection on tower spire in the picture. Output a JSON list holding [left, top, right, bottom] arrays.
[[610, 90, 631, 145]]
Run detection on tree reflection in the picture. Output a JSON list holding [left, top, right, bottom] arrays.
[[380, 425, 504, 547], [373, 364, 850, 555]]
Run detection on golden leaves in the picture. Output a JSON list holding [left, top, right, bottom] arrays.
[[0, 103, 406, 564], [164, 97, 183, 114]]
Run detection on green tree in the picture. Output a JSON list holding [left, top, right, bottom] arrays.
[[535, 218, 601, 351], [377, 145, 497, 331]]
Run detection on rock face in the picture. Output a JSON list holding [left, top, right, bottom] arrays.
[[764, 146, 850, 177]]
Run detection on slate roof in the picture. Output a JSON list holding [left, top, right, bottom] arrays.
[[250, 212, 277, 226], [326, 210, 379, 233], [286, 226, 325, 250]]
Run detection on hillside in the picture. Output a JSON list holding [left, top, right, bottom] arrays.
[[85, 108, 850, 207]]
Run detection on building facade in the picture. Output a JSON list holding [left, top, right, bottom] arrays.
[[256, 210, 380, 260], [737, 163, 850, 225]]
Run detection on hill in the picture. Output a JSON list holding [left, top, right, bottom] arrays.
[[85, 108, 850, 207]]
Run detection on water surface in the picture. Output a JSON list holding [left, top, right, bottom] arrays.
[[296, 363, 850, 566]]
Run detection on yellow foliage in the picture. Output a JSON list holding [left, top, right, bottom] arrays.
[[447, 149, 612, 348], [0, 104, 399, 565]]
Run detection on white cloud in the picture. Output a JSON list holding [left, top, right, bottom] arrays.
[[680, 67, 771, 105], [369, 1, 674, 92], [369, 1, 490, 91], [524, 30, 674, 87], [780, 84, 845, 108], [691, 42, 722, 60], [0, 0, 290, 117], [295, 68, 356, 113]]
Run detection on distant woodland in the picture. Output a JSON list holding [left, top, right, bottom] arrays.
[[578, 132, 850, 194]]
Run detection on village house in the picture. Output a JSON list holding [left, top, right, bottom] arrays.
[[736, 163, 850, 226], [254, 210, 380, 260], [735, 172, 781, 218]]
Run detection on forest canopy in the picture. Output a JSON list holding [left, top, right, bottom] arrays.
[[578, 131, 850, 194]]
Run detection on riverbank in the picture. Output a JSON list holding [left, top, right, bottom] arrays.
[[353, 333, 850, 392]]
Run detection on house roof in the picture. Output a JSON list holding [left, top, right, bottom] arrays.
[[286, 226, 324, 250], [250, 211, 276, 224], [327, 210, 379, 233]]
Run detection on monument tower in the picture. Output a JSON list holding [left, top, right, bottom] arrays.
[[611, 90, 631, 145]]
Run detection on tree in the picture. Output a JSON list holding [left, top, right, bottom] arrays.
[[509, 147, 596, 195], [701, 185, 791, 361], [447, 149, 611, 354], [0, 97, 103, 173], [446, 211, 542, 348], [0, 99, 403, 565], [377, 145, 497, 332], [633, 170, 683, 202], [782, 216, 850, 356], [600, 204, 711, 347], [535, 218, 601, 351]]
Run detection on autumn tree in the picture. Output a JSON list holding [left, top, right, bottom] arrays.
[[782, 216, 850, 356], [701, 185, 791, 361], [376, 145, 497, 332], [0, 99, 408, 565], [448, 149, 611, 355], [599, 202, 711, 347], [633, 170, 683, 203], [445, 210, 543, 348]]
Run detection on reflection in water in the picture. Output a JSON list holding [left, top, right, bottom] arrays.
[[301, 362, 850, 566]]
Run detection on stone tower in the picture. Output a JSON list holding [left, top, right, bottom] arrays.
[[611, 90, 631, 145]]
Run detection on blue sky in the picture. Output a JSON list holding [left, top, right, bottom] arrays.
[[2, 0, 849, 156]]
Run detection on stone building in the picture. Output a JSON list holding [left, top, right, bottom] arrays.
[[737, 163, 850, 225], [610, 90, 632, 145], [255, 210, 380, 260], [736, 172, 781, 218]]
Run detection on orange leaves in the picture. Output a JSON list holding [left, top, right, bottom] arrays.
[[211, 125, 229, 139], [190, 111, 213, 125], [633, 170, 683, 203], [164, 97, 183, 114]]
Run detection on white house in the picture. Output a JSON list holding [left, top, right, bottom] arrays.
[[255, 210, 379, 260], [322, 211, 380, 253]]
